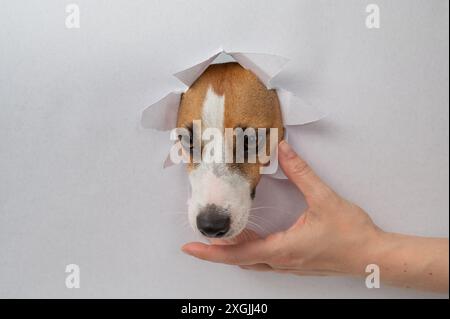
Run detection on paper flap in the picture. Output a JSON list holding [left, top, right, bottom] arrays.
[[141, 92, 182, 130], [229, 52, 289, 88], [173, 52, 222, 87], [277, 89, 327, 126]]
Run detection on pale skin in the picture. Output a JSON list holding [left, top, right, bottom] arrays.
[[182, 140, 449, 293]]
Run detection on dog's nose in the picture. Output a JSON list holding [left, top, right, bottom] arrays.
[[196, 204, 230, 238]]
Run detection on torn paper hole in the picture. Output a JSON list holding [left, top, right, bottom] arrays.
[[141, 49, 327, 179]]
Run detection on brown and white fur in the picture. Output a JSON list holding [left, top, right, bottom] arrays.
[[176, 62, 284, 239]]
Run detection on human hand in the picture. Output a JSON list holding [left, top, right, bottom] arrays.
[[182, 141, 449, 292], [182, 140, 381, 276]]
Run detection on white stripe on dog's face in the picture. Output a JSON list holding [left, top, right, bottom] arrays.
[[202, 87, 224, 131], [187, 87, 252, 238]]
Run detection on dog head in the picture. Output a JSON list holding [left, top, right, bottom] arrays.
[[176, 63, 284, 238]]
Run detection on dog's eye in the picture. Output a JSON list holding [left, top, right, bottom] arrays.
[[178, 134, 193, 151], [244, 135, 257, 153], [244, 132, 266, 154], [180, 135, 193, 150], [178, 126, 194, 151]]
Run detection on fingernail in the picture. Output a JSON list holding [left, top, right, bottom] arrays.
[[279, 140, 296, 158], [181, 246, 192, 255]]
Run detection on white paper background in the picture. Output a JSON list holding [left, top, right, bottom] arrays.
[[0, 0, 448, 298]]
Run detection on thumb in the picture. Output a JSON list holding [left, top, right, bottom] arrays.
[[278, 140, 334, 206]]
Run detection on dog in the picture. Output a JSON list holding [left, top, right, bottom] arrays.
[[176, 62, 284, 239]]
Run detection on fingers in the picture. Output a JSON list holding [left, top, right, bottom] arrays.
[[290, 212, 308, 229], [181, 238, 275, 266], [278, 140, 334, 206], [239, 263, 273, 271]]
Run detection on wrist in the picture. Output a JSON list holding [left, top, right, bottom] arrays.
[[348, 228, 391, 277]]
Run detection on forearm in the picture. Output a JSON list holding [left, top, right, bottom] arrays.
[[357, 231, 449, 292]]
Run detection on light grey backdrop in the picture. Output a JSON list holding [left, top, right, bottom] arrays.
[[0, 0, 448, 298]]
